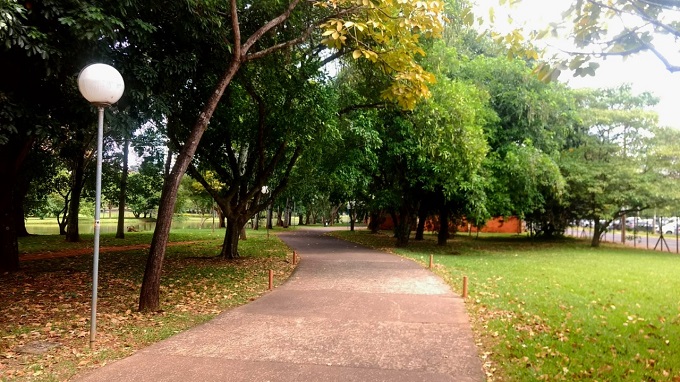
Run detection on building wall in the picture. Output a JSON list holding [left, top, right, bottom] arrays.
[[379, 215, 523, 234]]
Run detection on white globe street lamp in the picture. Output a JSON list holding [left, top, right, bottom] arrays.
[[261, 186, 270, 238], [77, 63, 124, 347]]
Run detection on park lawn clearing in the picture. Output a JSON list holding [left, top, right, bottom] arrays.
[[1, 228, 295, 382], [332, 230, 680, 382]]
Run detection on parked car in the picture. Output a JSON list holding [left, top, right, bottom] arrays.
[[661, 221, 680, 235], [634, 218, 655, 232]]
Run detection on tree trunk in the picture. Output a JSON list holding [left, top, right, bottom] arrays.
[[267, 206, 273, 229], [0, 201, 19, 272], [218, 209, 226, 228], [591, 220, 604, 247], [0, 137, 32, 272], [368, 210, 383, 233], [395, 211, 412, 247], [350, 207, 355, 231], [415, 204, 427, 240], [330, 204, 341, 226], [14, 199, 29, 237], [65, 153, 85, 242], [305, 211, 310, 225], [437, 206, 449, 246], [57, 197, 68, 235], [276, 207, 283, 226], [116, 135, 129, 239], [395, 204, 413, 247], [221, 218, 246, 259], [253, 213, 260, 230], [283, 199, 290, 228]]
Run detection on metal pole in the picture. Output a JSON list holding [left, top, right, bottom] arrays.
[[90, 106, 104, 347]]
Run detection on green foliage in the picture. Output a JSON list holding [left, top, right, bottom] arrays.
[[318, 0, 446, 109], [126, 172, 162, 218], [561, 85, 663, 245]]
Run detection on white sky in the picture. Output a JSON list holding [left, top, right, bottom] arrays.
[[472, 0, 680, 129]]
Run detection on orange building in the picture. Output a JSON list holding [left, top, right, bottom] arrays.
[[379, 215, 523, 234]]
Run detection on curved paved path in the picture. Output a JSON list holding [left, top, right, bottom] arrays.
[[76, 228, 484, 382]]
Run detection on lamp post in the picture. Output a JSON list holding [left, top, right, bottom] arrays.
[[77, 63, 124, 347], [261, 186, 270, 238]]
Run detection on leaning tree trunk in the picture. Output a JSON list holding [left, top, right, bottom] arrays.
[[116, 136, 129, 239], [139, 59, 242, 312], [65, 153, 86, 243]]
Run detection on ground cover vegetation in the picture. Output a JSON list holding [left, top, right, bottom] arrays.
[[0, 228, 294, 381], [333, 230, 680, 381]]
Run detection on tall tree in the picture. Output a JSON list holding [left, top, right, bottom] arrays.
[[139, 0, 446, 311], [186, 57, 338, 259], [562, 85, 660, 247]]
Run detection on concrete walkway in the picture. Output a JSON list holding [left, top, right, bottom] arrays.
[[75, 228, 484, 382]]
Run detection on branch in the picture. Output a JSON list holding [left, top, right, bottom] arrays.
[[319, 49, 348, 67], [224, 132, 240, 178], [555, 44, 646, 58], [231, 0, 242, 60], [241, 0, 303, 57], [246, 27, 313, 61], [638, 0, 680, 9], [245, 5, 360, 62], [628, 1, 680, 39], [633, 33, 680, 72]]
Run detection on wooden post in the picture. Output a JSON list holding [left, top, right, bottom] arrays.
[[293, 251, 297, 265], [429, 254, 433, 269], [268, 270, 273, 290], [462, 276, 468, 299]]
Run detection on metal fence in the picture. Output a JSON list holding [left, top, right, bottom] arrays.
[[566, 216, 680, 253]]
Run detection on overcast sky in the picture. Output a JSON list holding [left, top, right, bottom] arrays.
[[472, 0, 680, 129]]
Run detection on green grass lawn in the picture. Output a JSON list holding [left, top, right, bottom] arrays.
[[333, 230, 680, 381]]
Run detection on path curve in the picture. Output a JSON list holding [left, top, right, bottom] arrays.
[[75, 228, 484, 381]]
